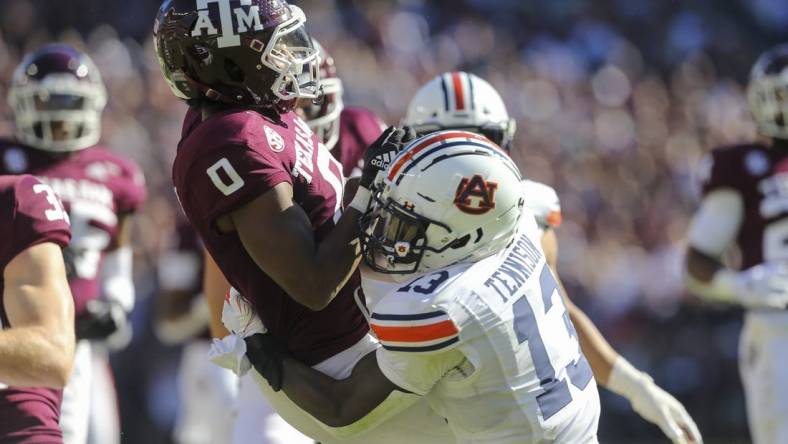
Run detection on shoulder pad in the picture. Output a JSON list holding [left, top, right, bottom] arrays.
[[370, 276, 461, 353], [521, 180, 561, 229]]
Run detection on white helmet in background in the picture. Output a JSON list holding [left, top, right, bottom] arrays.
[[402, 72, 516, 151], [360, 130, 524, 274], [748, 43, 788, 139]]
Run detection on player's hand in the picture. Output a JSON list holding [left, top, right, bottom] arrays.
[[629, 380, 703, 444], [608, 357, 703, 444], [359, 126, 417, 190], [75, 299, 128, 341], [244, 333, 288, 392], [735, 262, 788, 309]]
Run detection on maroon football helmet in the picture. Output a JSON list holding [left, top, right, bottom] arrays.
[[299, 39, 343, 150], [154, 0, 320, 110], [749, 44, 788, 140], [7, 44, 107, 153]]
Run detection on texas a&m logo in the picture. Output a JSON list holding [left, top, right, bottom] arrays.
[[454, 175, 498, 215], [191, 0, 276, 48]]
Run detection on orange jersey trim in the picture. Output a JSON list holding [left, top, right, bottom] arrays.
[[371, 319, 459, 343]]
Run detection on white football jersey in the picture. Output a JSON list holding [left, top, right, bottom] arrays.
[[521, 179, 561, 233], [369, 212, 599, 444]]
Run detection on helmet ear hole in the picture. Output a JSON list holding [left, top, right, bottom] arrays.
[[451, 235, 471, 250]]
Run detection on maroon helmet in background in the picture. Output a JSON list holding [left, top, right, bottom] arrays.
[[7, 44, 107, 153], [748, 44, 788, 140], [299, 39, 344, 150], [153, 0, 320, 111]]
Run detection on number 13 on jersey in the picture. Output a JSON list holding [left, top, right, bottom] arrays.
[[513, 264, 593, 420]]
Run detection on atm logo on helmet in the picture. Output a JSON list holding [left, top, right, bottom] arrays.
[[191, 0, 266, 48], [454, 175, 498, 215]]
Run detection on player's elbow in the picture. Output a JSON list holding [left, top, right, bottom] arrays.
[[684, 248, 717, 285], [35, 330, 75, 388], [298, 290, 334, 311], [321, 404, 367, 428], [43, 358, 73, 389], [289, 278, 336, 311]]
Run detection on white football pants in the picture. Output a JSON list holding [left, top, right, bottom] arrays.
[[61, 341, 121, 444], [174, 340, 239, 444], [739, 312, 788, 444]]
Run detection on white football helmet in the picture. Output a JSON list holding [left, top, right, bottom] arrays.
[[360, 130, 524, 274], [748, 44, 788, 139], [8, 44, 107, 153], [402, 72, 516, 151]]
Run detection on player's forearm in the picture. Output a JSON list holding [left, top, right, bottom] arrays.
[[272, 206, 363, 311], [553, 267, 619, 386], [279, 350, 396, 428], [565, 299, 619, 386], [0, 325, 74, 388], [306, 207, 364, 309], [203, 250, 231, 338], [279, 356, 351, 427]]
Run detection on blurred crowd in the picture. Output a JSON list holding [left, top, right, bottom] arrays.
[[3, 0, 788, 442]]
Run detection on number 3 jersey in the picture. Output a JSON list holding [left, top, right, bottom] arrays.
[[0, 174, 71, 442], [369, 212, 599, 444], [0, 139, 146, 316]]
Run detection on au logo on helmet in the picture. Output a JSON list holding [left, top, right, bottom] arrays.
[[454, 175, 498, 215], [191, 0, 267, 48]]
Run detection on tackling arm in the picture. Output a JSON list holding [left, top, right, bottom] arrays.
[[276, 350, 413, 428], [0, 242, 75, 388], [541, 229, 702, 444]]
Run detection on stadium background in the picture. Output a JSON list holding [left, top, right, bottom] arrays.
[[2, 0, 788, 442]]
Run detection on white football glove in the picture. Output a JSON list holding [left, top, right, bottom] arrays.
[[208, 334, 252, 377], [728, 262, 788, 309], [608, 358, 703, 444], [208, 288, 266, 377], [221, 287, 266, 338]]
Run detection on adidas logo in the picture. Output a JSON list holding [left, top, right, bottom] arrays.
[[370, 151, 394, 169]]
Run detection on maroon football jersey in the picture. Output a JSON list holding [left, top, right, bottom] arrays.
[[0, 174, 71, 443], [173, 108, 368, 365], [0, 140, 146, 316], [333, 107, 385, 178], [702, 143, 788, 269]]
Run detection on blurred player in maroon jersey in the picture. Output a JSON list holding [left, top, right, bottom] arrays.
[[685, 44, 788, 444], [1, 44, 147, 444], [0, 174, 74, 443], [298, 39, 386, 178], [155, 0, 452, 442]]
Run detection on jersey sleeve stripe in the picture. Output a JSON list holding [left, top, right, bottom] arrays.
[[370, 319, 459, 343], [381, 336, 460, 353], [371, 310, 447, 322]]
